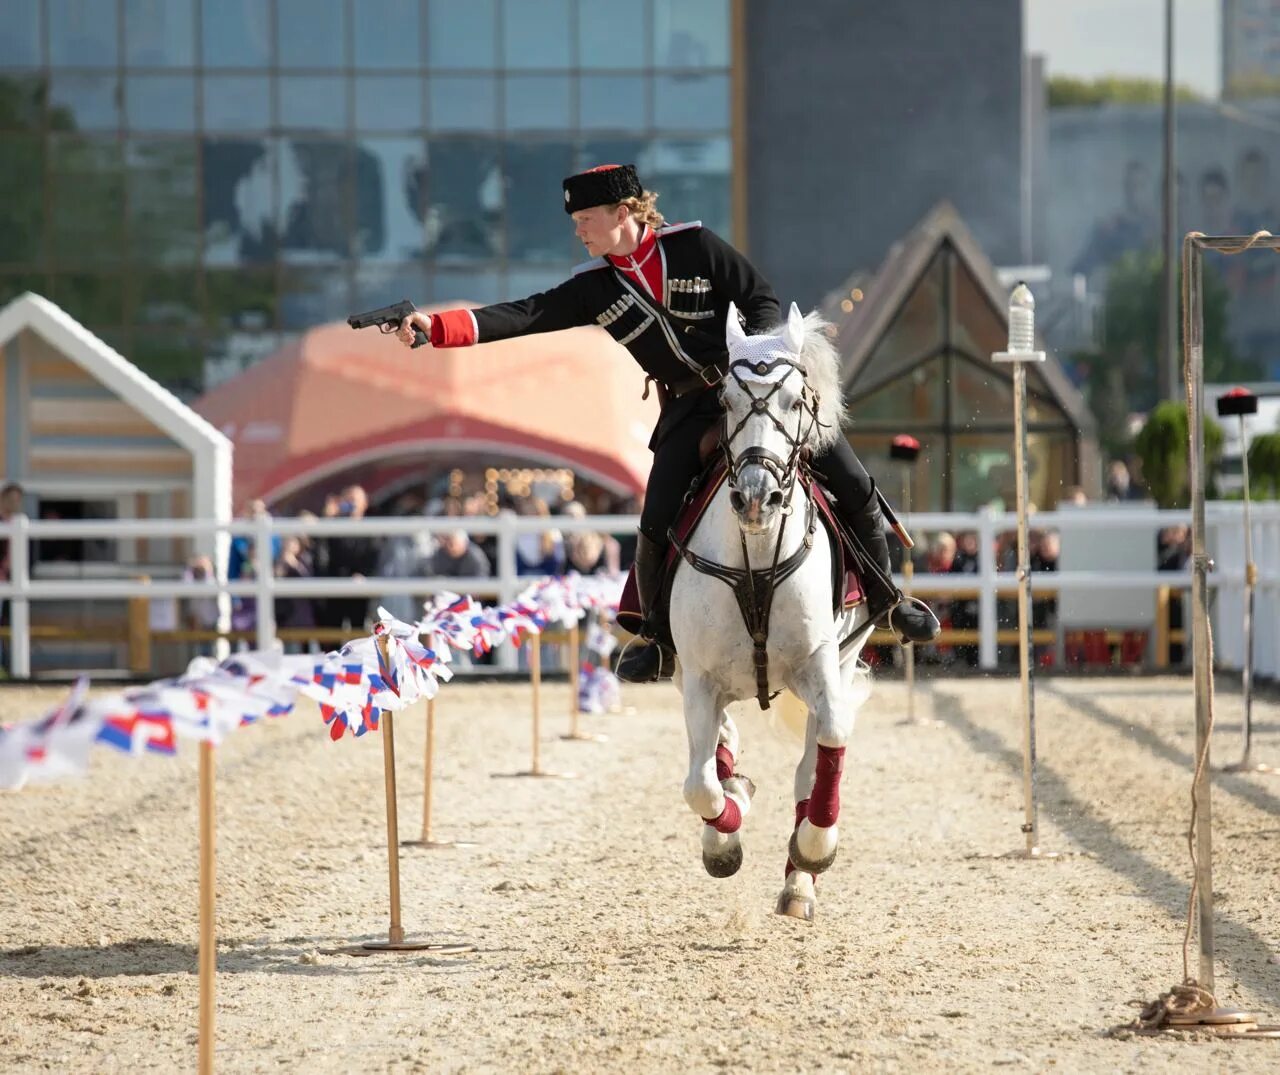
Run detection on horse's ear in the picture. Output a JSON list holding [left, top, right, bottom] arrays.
[[725, 301, 748, 350], [782, 302, 805, 354]]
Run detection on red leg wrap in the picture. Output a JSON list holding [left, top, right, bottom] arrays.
[[808, 745, 845, 828], [715, 744, 734, 782], [785, 798, 811, 878], [704, 796, 742, 834]]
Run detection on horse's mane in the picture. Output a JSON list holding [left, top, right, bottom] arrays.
[[763, 311, 846, 453]]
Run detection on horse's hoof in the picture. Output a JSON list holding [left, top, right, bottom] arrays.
[[702, 842, 743, 878], [775, 892, 815, 922], [788, 829, 838, 875]]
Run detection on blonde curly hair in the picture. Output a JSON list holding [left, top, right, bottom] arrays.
[[616, 189, 665, 228]]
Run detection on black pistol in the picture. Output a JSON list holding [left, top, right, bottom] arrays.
[[347, 299, 429, 348]]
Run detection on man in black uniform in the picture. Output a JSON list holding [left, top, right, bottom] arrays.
[[398, 164, 938, 681]]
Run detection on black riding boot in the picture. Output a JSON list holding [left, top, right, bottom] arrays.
[[614, 533, 677, 682], [845, 483, 940, 644]]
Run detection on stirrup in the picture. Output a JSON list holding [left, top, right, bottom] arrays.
[[887, 596, 940, 645]]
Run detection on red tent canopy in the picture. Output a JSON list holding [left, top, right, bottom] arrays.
[[194, 308, 661, 507]]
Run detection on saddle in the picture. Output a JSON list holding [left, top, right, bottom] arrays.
[[617, 459, 865, 645]]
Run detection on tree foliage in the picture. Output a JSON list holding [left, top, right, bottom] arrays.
[[1047, 76, 1202, 108], [1248, 431, 1280, 499], [1134, 400, 1224, 508]]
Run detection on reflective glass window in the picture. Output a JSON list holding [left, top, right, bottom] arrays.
[[49, 273, 126, 327], [201, 136, 277, 266], [279, 139, 352, 263], [49, 73, 121, 131], [949, 354, 1015, 428], [354, 0, 422, 69], [355, 137, 428, 261], [279, 76, 348, 131], [505, 141, 575, 262], [352, 263, 430, 312], [206, 267, 278, 331], [579, 137, 647, 174], [0, 136, 44, 262], [427, 0, 496, 70], [430, 268, 502, 305], [0, 0, 43, 66], [0, 75, 45, 130], [354, 75, 423, 131], [49, 0, 119, 67], [653, 0, 729, 67], [504, 76, 570, 131], [502, 0, 569, 69], [851, 252, 946, 388], [203, 76, 272, 131], [427, 75, 497, 131], [125, 0, 195, 67], [202, 0, 271, 68], [48, 136, 125, 265], [128, 268, 201, 328], [505, 266, 573, 301], [131, 331, 205, 394], [579, 0, 646, 69], [848, 433, 945, 511], [127, 139, 200, 264], [654, 73, 728, 130], [646, 136, 731, 235], [426, 137, 503, 262], [277, 0, 346, 69], [126, 75, 197, 132], [580, 76, 646, 130], [848, 356, 946, 425], [280, 266, 350, 329], [952, 260, 1008, 360]]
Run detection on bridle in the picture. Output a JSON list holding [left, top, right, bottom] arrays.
[[669, 352, 834, 710]]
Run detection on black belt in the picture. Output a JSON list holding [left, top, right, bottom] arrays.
[[666, 361, 726, 398]]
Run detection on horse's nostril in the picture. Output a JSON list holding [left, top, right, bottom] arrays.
[[766, 489, 784, 508], [729, 490, 745, 512]]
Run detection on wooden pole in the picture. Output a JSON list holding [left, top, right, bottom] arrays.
[[401, 697, 474, 849], [901, 472, 915, 724], [198, 741, 215, 1075], [529, 639, 542, 774], [561, 619, 607, 742], [381, 708, 406, 944]]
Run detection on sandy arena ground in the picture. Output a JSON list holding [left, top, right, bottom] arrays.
[[1, 674, 1279, 1073]]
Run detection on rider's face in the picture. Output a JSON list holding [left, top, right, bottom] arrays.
[[571, 204, 628, 256]]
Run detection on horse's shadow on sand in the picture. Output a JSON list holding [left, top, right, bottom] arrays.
[[0, 934, 484, 979]]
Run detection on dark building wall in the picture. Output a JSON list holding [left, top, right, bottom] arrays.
[[744, 1, 1024, 306]]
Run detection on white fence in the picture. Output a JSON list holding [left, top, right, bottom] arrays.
[[2, 504, 1278, 680]]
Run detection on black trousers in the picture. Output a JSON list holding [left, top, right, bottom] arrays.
[[640, 404, 876, 545]]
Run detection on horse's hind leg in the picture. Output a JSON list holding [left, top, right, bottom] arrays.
[[682, 674, 753, 877], [777, 708, 819, 921], [787, 646, 850, 876]]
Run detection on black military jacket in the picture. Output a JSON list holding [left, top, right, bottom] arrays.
[[471, 223, 780, 407]]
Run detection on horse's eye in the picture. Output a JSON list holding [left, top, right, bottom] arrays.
[[791, 399, 803, 412]]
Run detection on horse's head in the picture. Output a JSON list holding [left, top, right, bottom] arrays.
[[720, 301, 844, 535]]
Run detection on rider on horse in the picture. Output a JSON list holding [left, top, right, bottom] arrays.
[[397, 164, 940, 680]]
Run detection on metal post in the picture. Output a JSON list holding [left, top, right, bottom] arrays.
[[1183, 235, 1215, 991], [10, 513, 30, 678], [197, 742, 216, 1075], [994, 283, 1053, 859], [901, 471, 915, 724]]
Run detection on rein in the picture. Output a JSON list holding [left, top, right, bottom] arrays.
[[669, 354, 830, 710]]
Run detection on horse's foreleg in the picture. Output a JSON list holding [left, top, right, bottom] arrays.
[[788, 648, 849, 876], [777, 707, 819, 920], [683, 676, 751, 877]]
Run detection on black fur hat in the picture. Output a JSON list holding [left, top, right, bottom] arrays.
[[562, 164, 643, 214]]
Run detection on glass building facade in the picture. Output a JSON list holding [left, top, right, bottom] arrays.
[[0, 0, 733, 394]]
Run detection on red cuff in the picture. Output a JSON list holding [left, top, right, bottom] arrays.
[[429, 309, 478, 347]]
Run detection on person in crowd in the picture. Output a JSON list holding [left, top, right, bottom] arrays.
[[426, 529, 490, 579], [950, 530, 981, 667], [315, 484, 380, 631], [395, 162, 938, 682], [274, 535, 315, 636], [514, 496, 565, 576]]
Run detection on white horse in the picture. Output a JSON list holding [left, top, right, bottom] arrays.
[[668, 301, 873, 922]]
